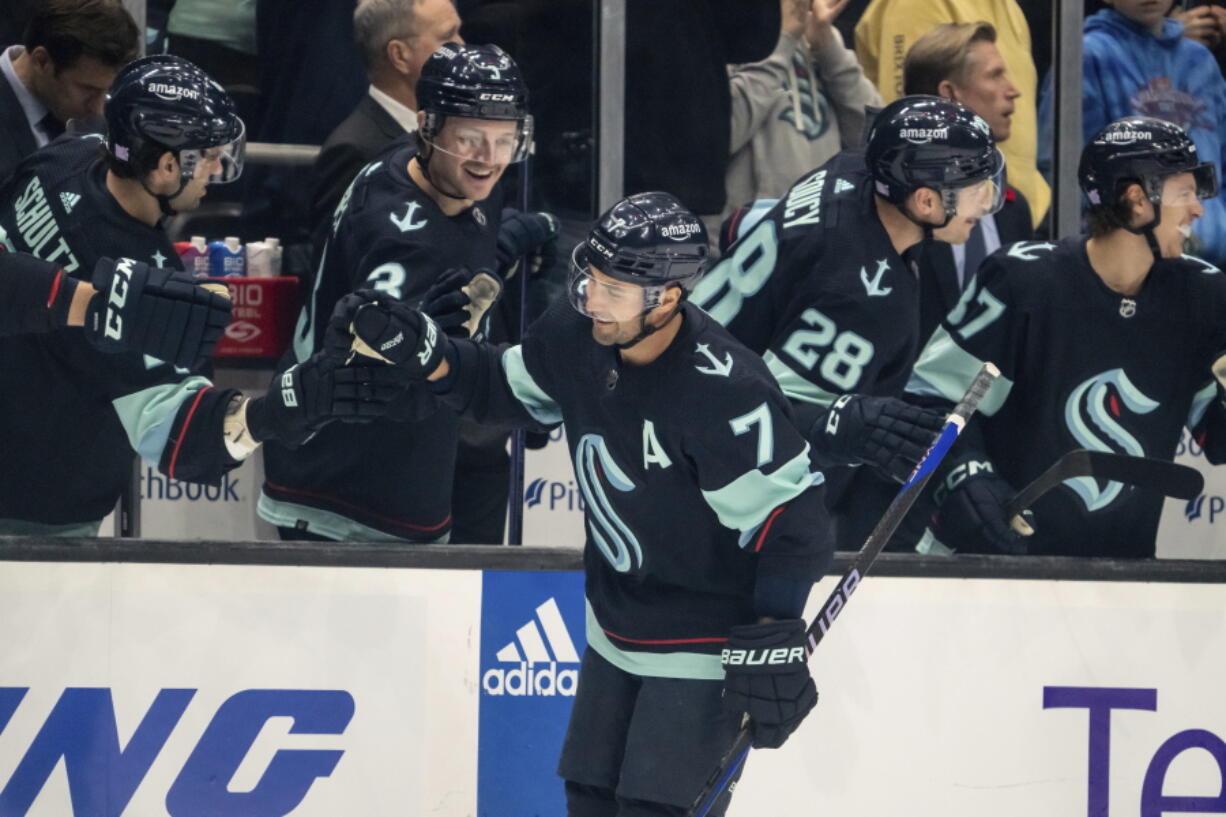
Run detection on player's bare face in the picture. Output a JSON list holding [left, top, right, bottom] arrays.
[[582, 268, 652, 345], [168, 151, 223, 212], [1153, 172, 1205, 257], [429, 118, 517, 201]]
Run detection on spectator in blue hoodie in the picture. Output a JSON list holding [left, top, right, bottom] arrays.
[[1038, 0, 1226, 265]]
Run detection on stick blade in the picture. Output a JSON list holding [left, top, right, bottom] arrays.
[[1082, 452, 1204, 500]]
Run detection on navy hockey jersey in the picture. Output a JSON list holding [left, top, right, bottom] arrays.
[[260, 138, 503, 540], [693, 150, 927, 544], [443, 300, 833, 679], [908, 237, 1226, 557], [0, 135, 239, 527]]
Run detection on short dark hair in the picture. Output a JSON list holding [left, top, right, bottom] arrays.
[[1087, 183, 1141, 237], [23, 0, 140, 72], [904, 22, 997, 96], [101, 139, 170, 180]]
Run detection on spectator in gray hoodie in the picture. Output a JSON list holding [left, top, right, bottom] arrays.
[[718, 0, 881, 235]]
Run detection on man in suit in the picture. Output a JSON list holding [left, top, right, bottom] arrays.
[[310, 0, 462, 235], [903, 21, 1035, 340], [0, 0, 138, 183]]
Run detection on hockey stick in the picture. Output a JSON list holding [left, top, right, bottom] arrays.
[[1005, 449, 1204, 533], [687, 362, 1001, 817], [506, 150, 533, 545]]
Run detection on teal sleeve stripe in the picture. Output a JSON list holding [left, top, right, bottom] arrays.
[[907, 325, 1013, 417], [763, 350, 840, 406], [502, 344, 563, 425], [111, 376, 212, 466], [256, 493, 449, 543], [1188, 380, 1217, 430], [585, 602, 725, 680], [702, 444, 823, 535]]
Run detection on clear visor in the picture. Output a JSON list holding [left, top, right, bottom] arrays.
[[425, 116, 535, 165], [180, 119, 246, 184], [568, 245, 667, 322], [1156, 165, 1219, 207], [944, 165, 1006, 220]]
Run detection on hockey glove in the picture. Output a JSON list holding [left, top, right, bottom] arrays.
[[243, 353, 409, 448], [346, 295, 449, 379], [812, 394, 945, 483], [84, 257, 232, 369], [496, 208, 558, 280], [931, 459, 1034, 555], [422, 267, 503, 340], [722, 619, 818, 749]]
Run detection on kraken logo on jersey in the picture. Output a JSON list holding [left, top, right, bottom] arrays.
[[1063, 369, 1160, 511], [390, 201, 428, 232], [574, 434, 643, 573], [859, 259, 892, 297]]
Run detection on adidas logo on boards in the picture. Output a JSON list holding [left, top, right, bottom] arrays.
[[60, 191, 80, 214], [482, 597, 580, 697]]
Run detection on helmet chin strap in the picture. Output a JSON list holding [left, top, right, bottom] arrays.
[[1119, 203, 1164, 263], [614, 298, 684, 350], [139, 175, 187, 218], [897, 198, 949, 244]]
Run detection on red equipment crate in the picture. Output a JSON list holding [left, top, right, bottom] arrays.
[[210, 276, 300, 359]]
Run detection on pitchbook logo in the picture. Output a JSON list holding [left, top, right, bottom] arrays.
[[482, 598, 580, 697]]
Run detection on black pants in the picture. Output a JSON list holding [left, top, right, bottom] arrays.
[[559, 649, 741, 816]]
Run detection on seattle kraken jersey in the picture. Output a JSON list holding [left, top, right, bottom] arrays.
[[693, 150, 923, 408], [908, 237, 1226, 557], [444, 300, 833, 678], [261, 139, 503, 540], [0, 136, 232, 526]]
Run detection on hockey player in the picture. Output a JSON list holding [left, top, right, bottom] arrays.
[[0, 54, 405, 535], [337, 192, 832, 816], [259, 43, 555, 542], [907, 117, 1226, 557], [0, 251, 230, 367], [694, 95, 1003, 547]]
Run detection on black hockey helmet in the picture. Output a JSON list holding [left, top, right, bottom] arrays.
[[105, 54, 245, 184], [865, 95, 1004, 225], [569, 192, 709, 323], [417, 43, 533, 164], [1079, 117, 1217, 221]]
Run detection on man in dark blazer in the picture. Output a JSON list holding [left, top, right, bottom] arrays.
[[903, 21, 1036, 340], [310, 0, 462, 236], [0, 0, 138, 183]]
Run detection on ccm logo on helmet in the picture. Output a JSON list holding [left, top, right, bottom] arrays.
[[721, 646, 807, 666], [1104, 130, 1153, 144], [660, 222, 701, 240], [900, 127, 949, 144], [479, 93, 515, 102], [148, 83, 202, 102]]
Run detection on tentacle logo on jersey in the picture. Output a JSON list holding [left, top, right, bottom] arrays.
[[574, 434, 643, 572], [1063, 369, 1160, 511]]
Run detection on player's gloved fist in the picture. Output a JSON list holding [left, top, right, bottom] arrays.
[[721, 619, 818, 749], [496, 208, 558, 279], [244, 353, 410, 447], [348, 295, 449, 379], [813, 394, 945, 483], [422, 267, 503, 340], [84, 256, 232, 369], [932, 459, 1033, 555]]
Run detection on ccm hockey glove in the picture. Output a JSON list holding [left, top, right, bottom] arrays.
[[722, 619, 818, 749], [496, 208, 558, 279], [932, 459, 1033, 555], [84, 256, 232, 369], [244, 353, 409, 447], [813, 394, 945, 482]]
